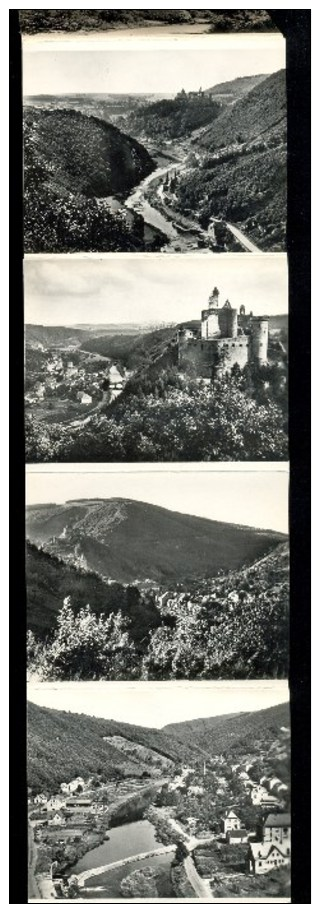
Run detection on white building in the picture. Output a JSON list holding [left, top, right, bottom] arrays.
[[248, 841, 290, 875], [221, 810, 241, 836]]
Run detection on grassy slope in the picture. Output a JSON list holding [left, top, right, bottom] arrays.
[[25, 499, 286, 586], [27, 702, 185, 794]]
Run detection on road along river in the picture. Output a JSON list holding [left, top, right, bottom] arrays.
[[124, 159, 262, 253]]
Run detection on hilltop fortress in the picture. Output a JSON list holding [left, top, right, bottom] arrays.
[[177, 287, 269, 379]]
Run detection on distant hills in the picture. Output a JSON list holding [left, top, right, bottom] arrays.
[[26, 498, 286, 587], [24, 66, 286, 252], [164, 703, 290, 755], [206, 74, 269, 104], [28, 700, 289, 795]]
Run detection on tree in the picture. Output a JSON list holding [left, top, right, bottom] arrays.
[[30, 598, 140, 679]]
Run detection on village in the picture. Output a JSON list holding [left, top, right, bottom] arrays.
[[28, 725, 291, 899], [25, 342, 127, 421]]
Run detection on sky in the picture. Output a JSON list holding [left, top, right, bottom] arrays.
[[23, 37, 285, 96], [27, 680, 289, 729], [26, 468, 289, 534], [25, 254, 288, 326]]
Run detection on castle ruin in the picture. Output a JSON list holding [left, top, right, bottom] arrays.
[[177, 287, 269, 379]]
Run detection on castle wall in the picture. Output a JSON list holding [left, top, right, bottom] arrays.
[[201, 309, 220, 340], [178, 339, 217, 378], [250, 319, 269, 364], [215, 338, 250, 375], [218, 307, 238, 339]]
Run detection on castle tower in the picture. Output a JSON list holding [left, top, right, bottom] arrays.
[[208, 287, 220, 309], [201, 287, 220, 340], [218, 300, 238, 339], [250, 317, 269, 364]]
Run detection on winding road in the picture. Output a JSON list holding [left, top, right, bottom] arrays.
[[125, 157, 262, 253], [28, 822, 40, 900], [226, 222, 261, 253], [185, 854, 214, 900]]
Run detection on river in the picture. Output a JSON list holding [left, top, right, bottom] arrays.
[[74, 819, 176, 899], [125, 163, 180, 240]]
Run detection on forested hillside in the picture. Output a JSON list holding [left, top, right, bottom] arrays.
[[174, 70, 287, 250], [143, 541, 289, 679], [200, 70, 286, 150], [24, 107, 155, 252], [26, 542, 161, 644], [27, 702, 185, 794], [28, 700, 288, 794], [163, 703, 290, 754], [26, 498, 285, 586], [26, 533, 288, 680], [126, 92, 223, 142]]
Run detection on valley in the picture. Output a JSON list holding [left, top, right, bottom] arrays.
[[26, 497, 289, 680], [27, 700, 291, 900], [24, 68, 287, 253], [25, 311, 288, 464]]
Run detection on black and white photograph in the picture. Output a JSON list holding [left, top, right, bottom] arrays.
[[26, 467, 289, 683], [20, 10, 280, 37], [23, 35, 286, 254], [25, 255, 288, 464], [27, 680, 290, 901]]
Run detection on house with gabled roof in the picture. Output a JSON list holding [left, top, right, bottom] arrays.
[[50, 813, 67, 827], [221, 810, 241, 836], [263, 812, 291, 846], [248, 841, 290, 875]]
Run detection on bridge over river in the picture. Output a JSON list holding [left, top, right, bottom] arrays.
[[77, 845, 176, 887]]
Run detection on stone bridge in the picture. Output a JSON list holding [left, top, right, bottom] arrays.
[[77, 845, 176, 887]]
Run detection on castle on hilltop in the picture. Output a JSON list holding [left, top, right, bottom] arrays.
[[177, 287, 269, 379]]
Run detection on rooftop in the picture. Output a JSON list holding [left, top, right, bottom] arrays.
[[228, 830, 248, 838], [250, 841, 290, 860], [264, 812, 291, 827]]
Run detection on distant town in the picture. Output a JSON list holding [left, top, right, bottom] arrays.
[[28, 703, 291, 900]]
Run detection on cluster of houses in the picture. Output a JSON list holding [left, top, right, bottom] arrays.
[[221, 808, 291, 875], [32, 778, 106, 827], [26, 347, 126, 409]]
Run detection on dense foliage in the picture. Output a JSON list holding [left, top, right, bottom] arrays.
[[26, 542, 161, 645], [27, 542, 289, 681], [127, 91, 223, 141], [20, 10, 277, 33], [24, 107, 156, 253], [26, 367, 288, 463], [27, 702, 183, 794]]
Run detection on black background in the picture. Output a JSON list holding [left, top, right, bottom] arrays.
[[10, 10, 311, 903]]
